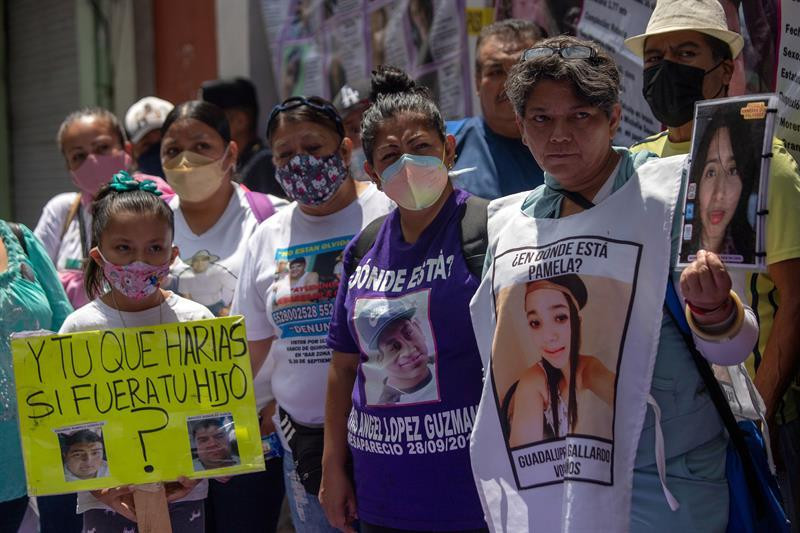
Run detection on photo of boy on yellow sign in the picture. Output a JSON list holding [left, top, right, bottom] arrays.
[[58, 425, 110, 482]]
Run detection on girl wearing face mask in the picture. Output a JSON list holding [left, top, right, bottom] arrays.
[[320, 66, 489, 533], [231, 95, 393, 532], [159, 100, 287, 533], [34, 108, 173, 310], [59, 171, 213, 532]]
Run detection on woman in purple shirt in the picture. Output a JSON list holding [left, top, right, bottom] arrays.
[[321, 66, 489, 533]]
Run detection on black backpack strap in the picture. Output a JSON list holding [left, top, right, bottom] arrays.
[[344, 214, 388, 281], [345, 195, 488, 281], [7, 222, 28, 256], [460, 195, 490, 278]]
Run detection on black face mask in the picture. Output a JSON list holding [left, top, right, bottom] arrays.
[[136, 142, 165, 178], [642, 60, 724, 128]]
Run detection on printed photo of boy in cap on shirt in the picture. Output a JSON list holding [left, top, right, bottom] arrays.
[[355, 293, 440, 406], [175, 249, 237, 316]]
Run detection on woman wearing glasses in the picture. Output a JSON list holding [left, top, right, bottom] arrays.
[[158, 100, 288, 532], [468, 36, 758, 531], [320, 66, 488, 533], [231, 96, 393, 532]]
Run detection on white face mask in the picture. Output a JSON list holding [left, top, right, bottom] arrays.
[[162, 147, 230, 203], [349, 147, 370, 181]]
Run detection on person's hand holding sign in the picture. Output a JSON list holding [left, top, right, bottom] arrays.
[[165, 476, 199, 502], [680, 249, 736, 327], [91, 485, 137, 522]]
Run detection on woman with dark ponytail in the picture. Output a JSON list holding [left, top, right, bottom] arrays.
[[322, 66, 489, 532]]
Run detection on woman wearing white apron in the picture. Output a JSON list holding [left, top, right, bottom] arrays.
[[468, 35, 759, 532]]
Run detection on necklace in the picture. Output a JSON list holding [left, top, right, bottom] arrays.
[[109, 290, 165, 328]]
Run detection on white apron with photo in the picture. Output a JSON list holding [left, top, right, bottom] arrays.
[[469, 155, 684, 532]]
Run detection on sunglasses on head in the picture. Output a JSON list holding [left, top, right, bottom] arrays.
[[267, 96, 345, 138], [521, 45, 597, 62]]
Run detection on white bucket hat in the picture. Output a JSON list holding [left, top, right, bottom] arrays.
[[625, 0, 744, 59]]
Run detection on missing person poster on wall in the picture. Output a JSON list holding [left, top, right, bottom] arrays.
[[678, 94, 778, 270], [259, 0, 473, 119]]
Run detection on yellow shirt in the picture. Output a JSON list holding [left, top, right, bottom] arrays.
[[632, 131, 800, 424]]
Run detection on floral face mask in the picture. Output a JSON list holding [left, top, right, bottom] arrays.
[[275, 151, 348, 206]]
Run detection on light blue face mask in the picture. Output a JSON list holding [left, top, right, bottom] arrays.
[[349, 147, 370, 182], [380, 153, 444, 183], [379, 152, 449, 210]]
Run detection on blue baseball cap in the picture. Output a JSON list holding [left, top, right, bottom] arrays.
[[356, 298, 417, 351]]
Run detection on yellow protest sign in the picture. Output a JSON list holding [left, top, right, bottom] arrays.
[[11, 316, 265, 496]]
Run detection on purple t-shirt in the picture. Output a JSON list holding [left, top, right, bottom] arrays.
[[327, 189, 486, 530]]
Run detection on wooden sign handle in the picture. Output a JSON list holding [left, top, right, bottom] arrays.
[[133, 483, 172, 533]]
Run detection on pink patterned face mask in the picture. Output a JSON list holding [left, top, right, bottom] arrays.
[[71, 152, 132, 199], [97, 250, 171, 300]]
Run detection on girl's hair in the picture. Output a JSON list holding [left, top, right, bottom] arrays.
[[361, 65, 445, 163], [689, 109, 757, 261], [84, 184, 174, 299], [540, 295, 580, 437], [266, 96, 343, 143], [57, 107, 126, 155], [161, 100, 231, 144]]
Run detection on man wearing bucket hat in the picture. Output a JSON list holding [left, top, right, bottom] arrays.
[[627, 1, 800, 526], [626, 0, 741, 152], [355, 298, 436, 405]]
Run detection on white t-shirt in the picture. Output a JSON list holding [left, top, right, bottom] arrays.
[[168, 183, 287, 316], [232, 185, 393, 425], [58, 292, 214, 513], [34, 192, 88, 271]]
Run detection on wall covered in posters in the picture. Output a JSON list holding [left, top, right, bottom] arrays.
[[258, 1, 796, 153]]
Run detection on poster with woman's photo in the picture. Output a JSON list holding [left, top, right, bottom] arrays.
[[678, 94, 778, 269], [490, 237, 640, 489], [352, 290, 441, 407]]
